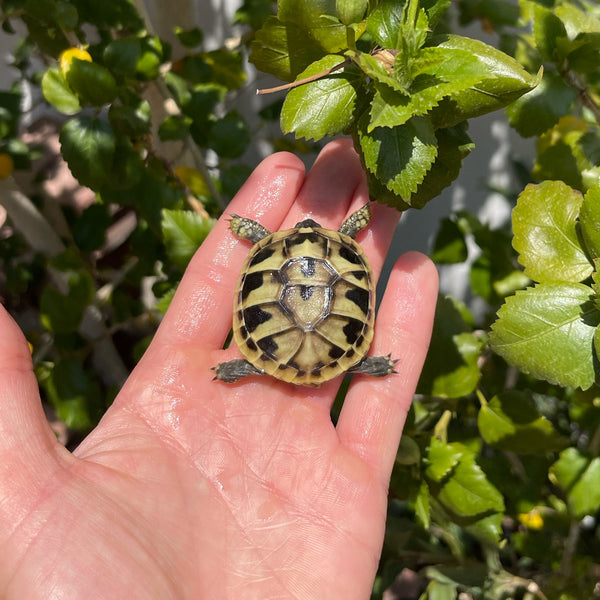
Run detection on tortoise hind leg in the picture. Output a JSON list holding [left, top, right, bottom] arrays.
[[338, 203, 371, 239], [348, 354, 398, 377], [212, 359, 265, 383]]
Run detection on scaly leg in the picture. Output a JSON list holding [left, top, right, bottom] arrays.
[[212, 359, 265, 383], [348, 354, 398, 377], [229, 215, 271, 244]]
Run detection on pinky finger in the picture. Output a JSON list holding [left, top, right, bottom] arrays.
[[335, 252, 438, 484]]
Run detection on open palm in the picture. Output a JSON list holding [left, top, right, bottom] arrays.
[[0, 140, 438, 600]]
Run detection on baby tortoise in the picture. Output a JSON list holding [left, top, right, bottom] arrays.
[[213, 203, 397, 386]]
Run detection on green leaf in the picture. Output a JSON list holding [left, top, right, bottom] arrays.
[[533, 3, 568, 62], [60, 116, 116, 189], [428, 34, 541, 130], [336, 0, 366, 25], [108, 100, 151, 137], [478, 391, 568, 454], [250, 16, 326, 82], [201, 49, 247, 90], [550, 448, 600, 518], [277, 0, 348, 52], [43, 359, 102, 431], [417, 295, 482, 398], [512, 181, 592, 283], [489, 283, 600, 389], [365, 0, 406, 49], [66, 58, 118, 106], [72, 203, 110, 252], [103, 37, 142, 77], [40, 270, 95, 334], [281, 55, 359, 140], [136, 36, 164, 80], [425, 437, 465, 482], [41, 67, 81, 115], [357, 113, 438, 199], [533, 117, 600, 192], [209, 111, 250, 158], [174, 26, 204, 48], [580, 186, 600, 260], [426, 439, 505, 542], [506, 69, 577, 138], [161, 209, 215, 270], [430, 217, 468, 264]]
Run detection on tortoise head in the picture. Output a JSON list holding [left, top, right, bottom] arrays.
[[294, 218, 321, 229]]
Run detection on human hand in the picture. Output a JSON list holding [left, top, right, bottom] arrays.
[[0, 140, 438, 599]]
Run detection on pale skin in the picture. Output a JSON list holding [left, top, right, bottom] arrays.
[[0, 140, 438, 600]]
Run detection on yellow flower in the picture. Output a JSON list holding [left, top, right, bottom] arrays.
[[59, 47, 92, 76], [518, 509, 544, 530]]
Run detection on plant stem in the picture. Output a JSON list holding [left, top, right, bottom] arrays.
[[562, 69, 600, 125], [256, 59, 351, 95]]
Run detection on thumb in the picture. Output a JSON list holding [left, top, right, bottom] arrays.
[[0, 305, 61, 489]]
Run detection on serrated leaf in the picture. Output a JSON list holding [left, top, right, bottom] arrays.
[[580, 186, 600, 260], [346, 50, 408, 93], [281, 55, 359, 140], [365, 0, 406, 49], [506, 69, 576, 138], [250, 16, 326, 82], [108, 100, 151, 137], [60, 116, 115, 189], [512, 181, 592, 283], [533, 3, 568, 62], [428, 34, 541, 130], [161, 209, 215, 270], [489, 283, 600, 389], [357, 112, 438, 199], [417, 295, 482, 397], [427, 439, 505, 542], [478, 391, 568, 454], [550, 448, 600, 518], [41, 67, 81, 115], [425, 437, 465, 482]]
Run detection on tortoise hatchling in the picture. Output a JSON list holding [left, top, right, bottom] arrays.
[[212, 203, 397, 386]]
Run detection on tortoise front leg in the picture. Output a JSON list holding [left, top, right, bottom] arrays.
[[212, 359, 265, 383], [348, 354, 398, 377], [338, 203, 371, 239], [229, 215, 271, 244]]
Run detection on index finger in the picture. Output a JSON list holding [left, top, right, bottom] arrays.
[[153, 152, 306, 350]]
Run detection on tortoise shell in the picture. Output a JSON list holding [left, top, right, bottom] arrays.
[[232, 221, 375, 385]]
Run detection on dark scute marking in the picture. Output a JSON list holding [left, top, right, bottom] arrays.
[[250, 246, 276, 266], [260, 353, 271, 362], [246, 338, 257, 351], [346, 348, 355, 359], [287, 231, 320, 246], [355, 335, 364, 347], [294, 218, 321, 229], [345, 287, 370, 314], [239, 325, 248, 339], [296, 369, 306, 377], [326, 360, 339, 370], [278, 364, 289, 370], [237, 310, 243, 321], [300, 285, 314, 300], [287, 359, 300, 370], [243, 306, 272, 333], [343, 318, 364, 344], [311, 367, 321, 377], [241, 271, 263, 300], [257, 336, 278, 357], [328, 345, 345, 359], [351, 270, 366, 280], [339, 245, 362, 265], [301, 257, 316, 277]]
